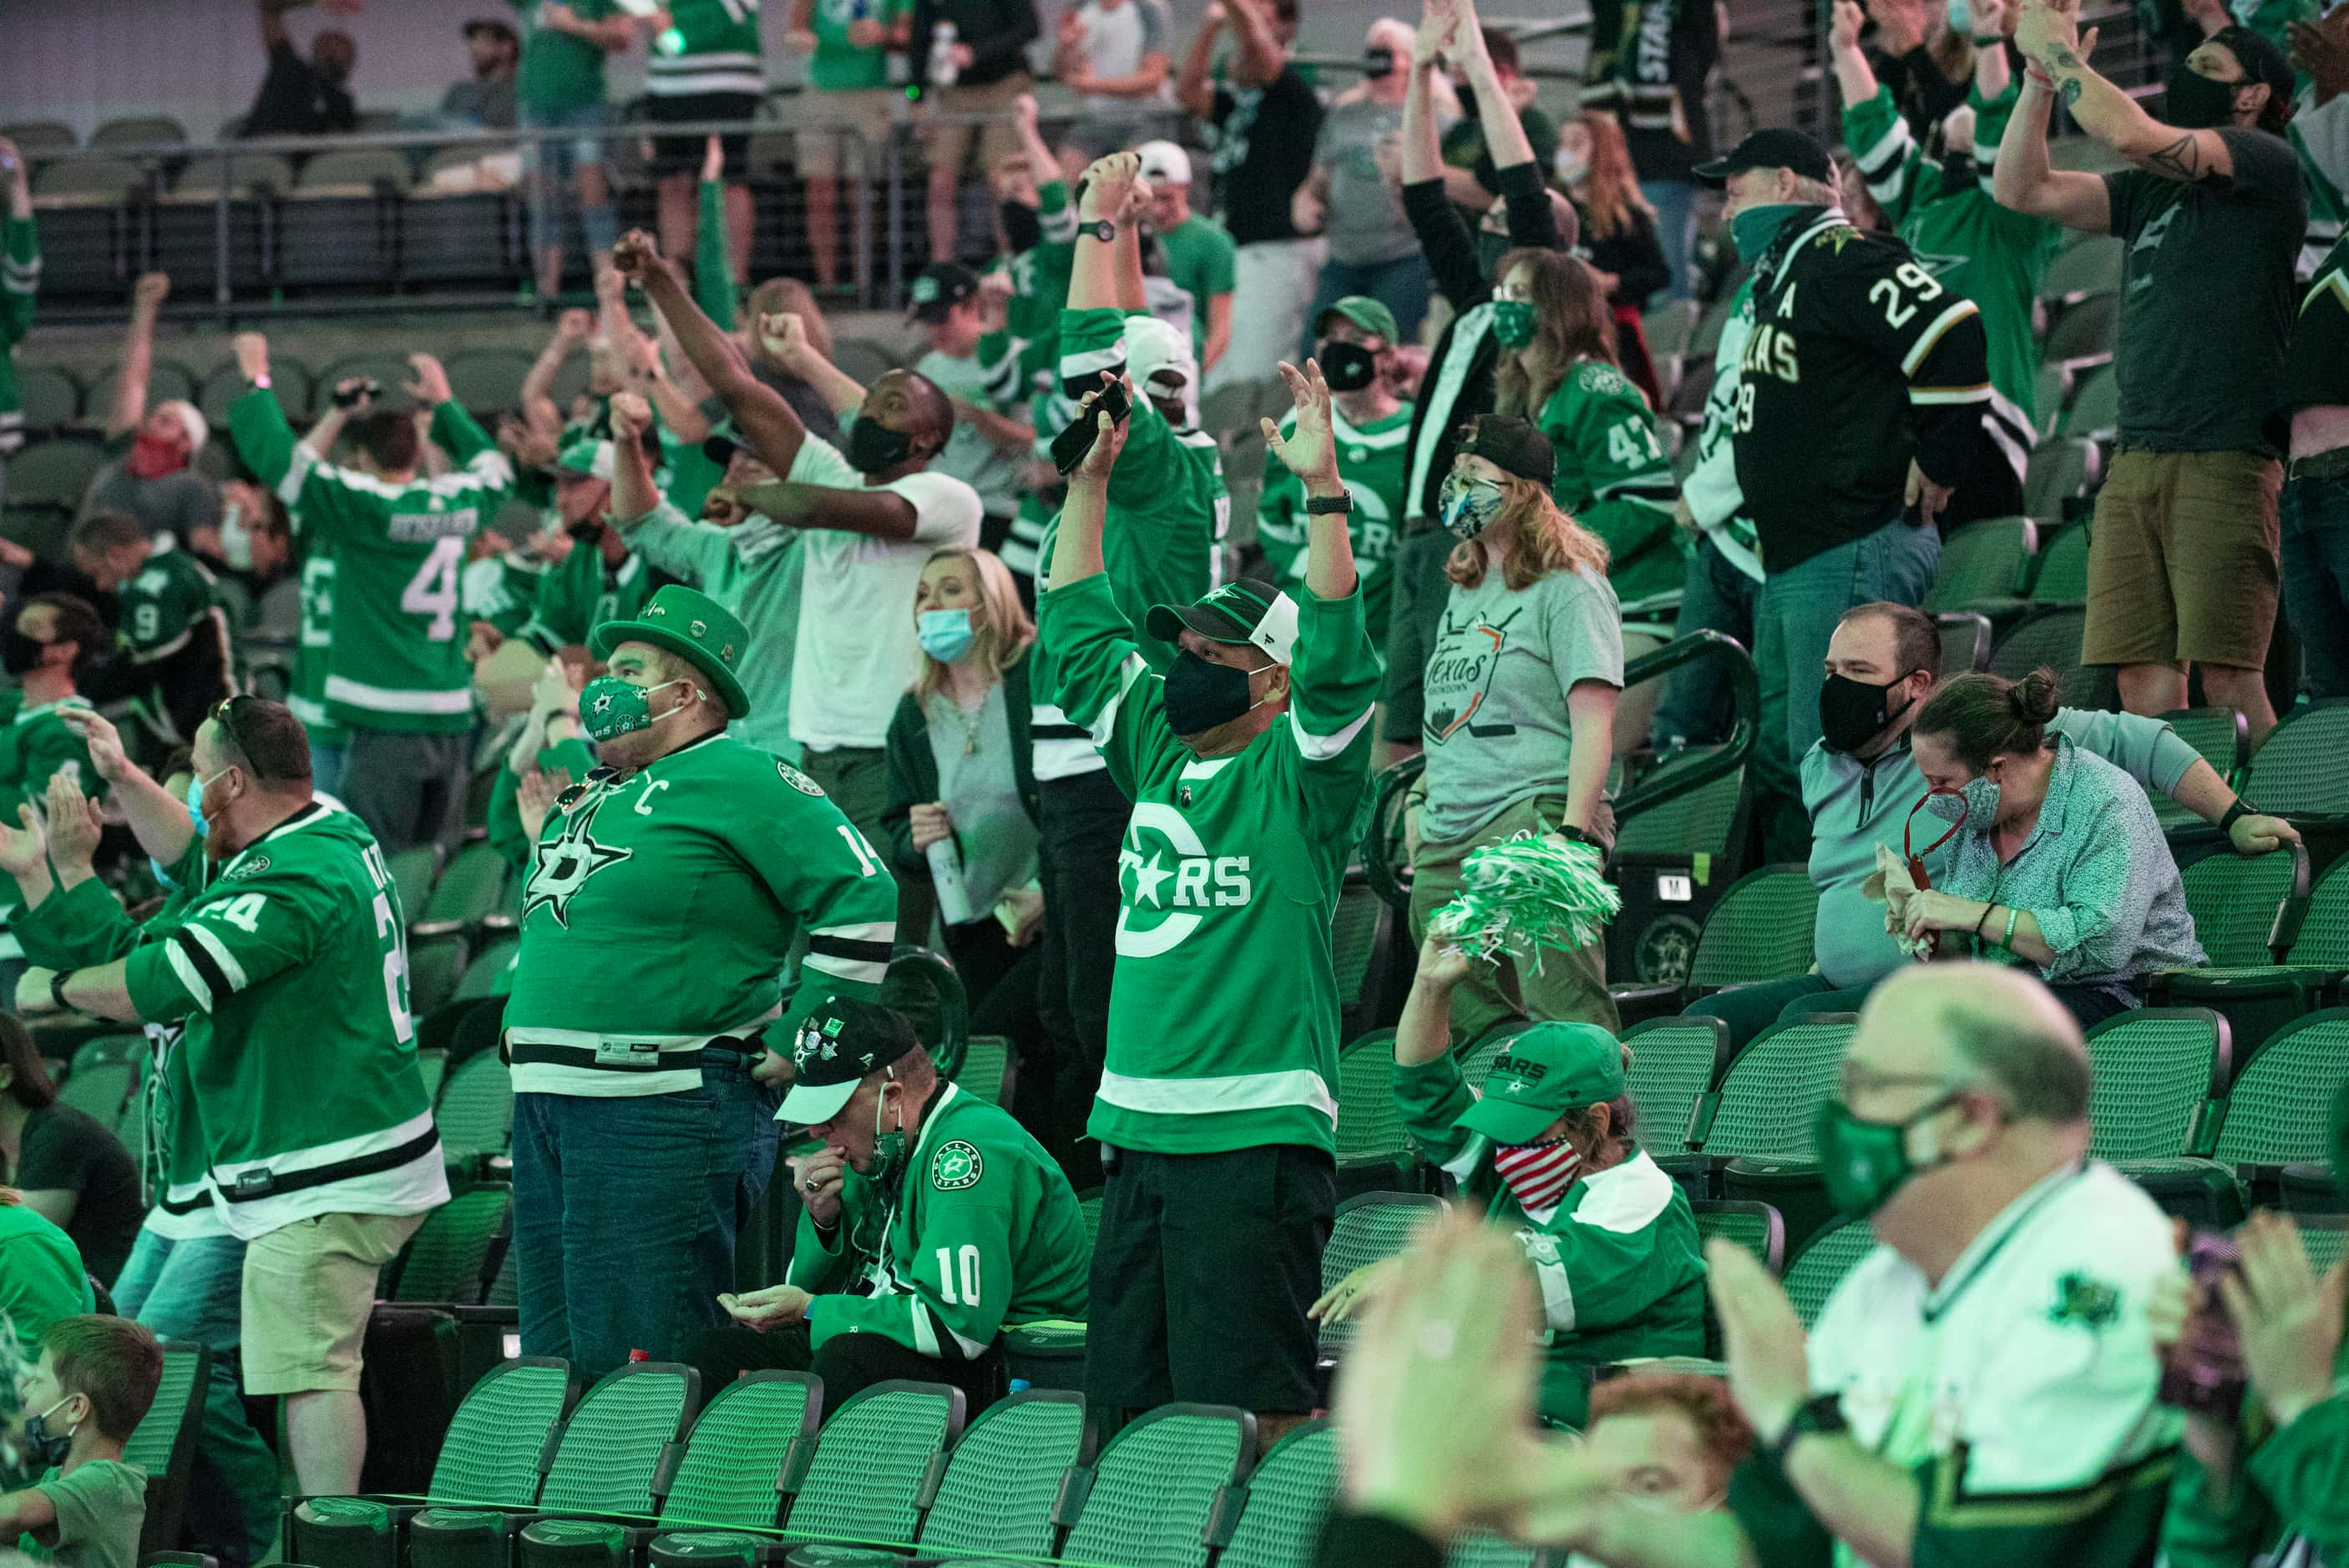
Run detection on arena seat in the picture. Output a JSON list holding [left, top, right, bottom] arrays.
[[2174, 832, 2309, 968], [1622, 1014, 1732, 1157], [433, 1048, 515, 1167], [535, 1371, 822, 1567], [1988, 604, 2098, 708], [2022, 442, 2096, 525], [2061, 362, 2120, 439], [385, 1181, 513, 1305], [2081, 1008, 2229, 1162], [387, 842, 445, 920], [2041, 291, 2118, 367], [1319, 1192, 1446, 1359], [1688, 865, 1820, 995], [1689, 1014, 1857, 1168], [454, 933, 519, 1001], [408, 930, 472, 1017], [14, 364, 79, 432], [32, 155, 148, 203], [290, 1357, 578, 1568], [1782, 1219, 1878, 1329], [1219, 1418, 1338, 1568], [7, 438, 108, 510], [1935, 610, 1991, 676], [1608, 744, 1754, 991], [84, 358, 199, 423], [1057, 1404, 1255, 1568], [832, 338, 900, 387], [408, 1358, 696, 1566], [1332, 867, 1395, 1039], [1334, 1028, 1411, 1189], [58, 1034, 141, 1125], [2240, 701, 2349, 819], [90, 115, 185, 149], [2154, 852, 2349, 1049], [2025, 520, 2092, 604], [2037, 234, 2123, 303], [0, 120, 77, 157], [953, 1034, 1010, 1104], [2147, 709, 2245, 833], [2301, 1215, 2348, 1276], [2209, 1009, 2349, 1176], [774, 1381, 965, 1555], [1457, 1017, 1520, 1095], [2033, 362, 2072, 439], [124, 1340, 209, 1560], [1691, 1198, 1785, 1277], [443, 347, 539, 419], [1447, 1530, 1546, 1568], [1922, 516, 2036, 617], [419, 840, 512, 932]]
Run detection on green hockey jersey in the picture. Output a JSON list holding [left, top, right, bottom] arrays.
[[121, 801, 449, 1238], [231, 389, 515, 736], [519, 541, 655, 653], [1534, 357, 1684, 614], [504, 731, 899, 1097], [460, 550, 546, 644], [1845, 79, 2057, 476], [119, 548, 222, 666], [787, 1083, 1092, 1358], [0, 701, 105, 931], [645, 0, 765, 94], [1258, 400, 1411, 664], [1396, 1051, 1706, 1420], [0, 214, 38, 458], [1040, 571, 1379, 1154], [287, 553, 347, 746]]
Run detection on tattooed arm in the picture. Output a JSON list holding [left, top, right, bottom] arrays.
[[1992, 33, 2114, 229], [2014, 0, 2239, 185]]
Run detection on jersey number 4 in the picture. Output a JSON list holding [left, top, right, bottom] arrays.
[[402, 537, 466, 644]]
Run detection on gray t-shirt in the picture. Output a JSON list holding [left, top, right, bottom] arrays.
[[1418, 560, 1623, 844], [26, 1458, 148, 1568], [1072, 0, 1172, 119], [914, 346, 1025, 519], [1314, 97, 1421, 266], [78, 438, 220, 549], [2103, 126, 2305, 455], [926, 680, 1038, 916]]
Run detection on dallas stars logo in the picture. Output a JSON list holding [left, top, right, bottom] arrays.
[[931, 1140, 984, 1191], [523, 798, 632, 928]]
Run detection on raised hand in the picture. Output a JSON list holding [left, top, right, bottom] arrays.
[[1415, 930, 1475, 989], [757, 311, 812, 372], [1830, 0, 1865, 53], [608, 390, 653, 442], [133, 271, 171, 311], [43, 772, 103, 879], [56, 706, 131, 785], [1078, 150, 1142, 222], [554, 306, 595, 342], [610, 229, 661, 283], [0, 802, 48, 882], [234, 331, 271, 383], [516, 767, 571, 842], [1261, 358, 1342, 492], [1071, 374, 1134, 484], [405, 352, 454, 408]]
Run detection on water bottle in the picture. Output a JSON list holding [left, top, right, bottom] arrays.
[[929, 21, 961, 87], [927, 836, 975, 926]]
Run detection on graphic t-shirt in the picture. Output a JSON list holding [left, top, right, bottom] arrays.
[[1419, 562, 1623, 844], [1209, 64, 1324, 245], [1154, 214, 1238, 360], [1315, 98, 1421, 266]]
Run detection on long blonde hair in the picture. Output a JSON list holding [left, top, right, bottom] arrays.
[[913, 546, 1035, 704], [1445, 469, 1610, 593], [1493, 249, 1619, 421]]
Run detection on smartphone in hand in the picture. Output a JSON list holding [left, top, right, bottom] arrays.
[[2157, 1230, 2248, 1417], [1050, 377, 1132, 476]]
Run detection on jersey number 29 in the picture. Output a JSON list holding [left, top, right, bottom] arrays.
[[402, 537, 466, 643], [361, 842, 416, 1044]]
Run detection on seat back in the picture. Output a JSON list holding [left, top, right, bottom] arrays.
[[1692, 1199, 1785, 1275], [2023, 443, 2094, 524], [425, 1357, 578, 1505], [785, 1381, 965, 1547], [916, 1389, 1091, 1556], [537, 1360, 698, 1517], [296, 148, 413, 192], [658, 1372, 821, 1528], [2029, 521, 2093, 603], [1062, 1404, 1255, 1568], [955, 1034, 1010, 1104], [2179, 838, 2308, 967], [15, 365, 79, 431], [2149, 709, 2246, 832], [2285, 855, 2349, 965], [1331, 870, 1391, 1019], [8, 439, 109, 508], [1782, 1220, 1880, 1329], [123, 1341, 208, 1558], [2212, 1009, 2349, 1167], [387, 1182, 511, 1304], [1219, 1420, 1339, 1568], [1448, 1530, 1542, 1568], [1935, 611, 1991, 676], [1612, 746, 1746, 858], [408, 931, 470, 1017], [1696, 1016, 1857, 1161], [1923, 517, 2036, 613], [1319, 1194, 1446, 1357], [435, 1049, 514, 1163], [423, 842, 510, 927], [2241, 701, 2349, 817], [1458, 1021, 1519, 1095], [33, 157, 148, 201], [2083, 1009, 2227, 1161], [2039, 233, 2124, 301], [1688, 866, 1820, 989], [387, 842, 442, 920], [1989, 605, 2098, 708], [2061, 363, 2121, 437], [1334, 1029, 1406, 1167], [1623, 1016, 1730, 1154], [442, 348, 539, 417], [91, 115, 185, 148], [59, 1034, 142, 1124], [2301, 1216, 2348, 1278]]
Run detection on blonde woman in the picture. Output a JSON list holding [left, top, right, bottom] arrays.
[[881, 546, 1049, 1096], [1411, 415, 1623, 1038]]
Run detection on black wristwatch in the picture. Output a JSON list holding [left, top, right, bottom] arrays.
[[2219, 799, 2259, 834], [49, 969, 74, 1014], [1773, 1392, 1850, 1469], [1304, 492, 1354, 515], [1080, 219, 1116, 244]]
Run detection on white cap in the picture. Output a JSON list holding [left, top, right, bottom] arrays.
[[157, 399, 208, 455], [1137, 139, 1192, 187], [1121, 314, 1200, 428]]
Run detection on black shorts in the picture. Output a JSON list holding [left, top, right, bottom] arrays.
[[645, 90, 762, 175], [1084, 1142, 1336, 1416]]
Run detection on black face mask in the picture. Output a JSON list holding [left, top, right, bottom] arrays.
[[2164, 63, 2242, 130], [1819, 671, 1920, 755], [1476, 229, 1511, 281], [564, 517, 605, 544], [1318, 339, 1380, 393], [2, 630, 51, 677], [1162, 650, 1259, 736], [1362, 46, 1396, 78], [845, 417, 919, 475], [1001, 199, 1043, 254], [1937, 150, 1977, 195]]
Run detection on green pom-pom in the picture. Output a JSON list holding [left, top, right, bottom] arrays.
[[1430, 832, 1619, 968]]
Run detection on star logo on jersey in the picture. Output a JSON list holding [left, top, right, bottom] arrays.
[[224, 856, 270, 880], [931, 1140, 985, 1191], [1910, 248, 1968, 281], [2049, 1272, 2121, 1332], [776, 760, 826, 797], [1114, 802, 1252, 958], [522, 798, 633, 928]]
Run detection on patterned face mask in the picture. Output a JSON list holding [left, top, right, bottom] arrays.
[[1491, 1132, 1583, 1212]]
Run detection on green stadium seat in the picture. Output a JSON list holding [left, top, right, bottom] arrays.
[[408, 931, 470, 1018], [2176, 835, 2309, 968], [1989, 605, 2099, 709], [1059, 1404, 1254, 1568], [883, 943, 969, 1080], [409, 1359, 696, 1565], [2154, 852, 2349, 1050], [1935, 611, 1991, 677], [1692, 1198, 1785, 1276], [2300, 1216, 2348, 1277], [1623, 1015, 1731, 1156], [33, 156, 148, 204], [1219, 1419, 1338, 1568], [58, 1034, 141, 1125], [1319, 1192, 1446, 1358], [1334, 1029, 1410, 1181], [1078, 1188, 1104, 1251], [487, 1241, 519, 1308], [895, 1388, 1091, 1561], [92, 115, 186, 149], [8, 439, 107, 509], [434, 1050, 514, 1166], [2027, 522, 2092, 604], [417, 1048, 448, 1104], [0, 121, 77, 155], [1690, 1014, 1857, 1163], [1332, 868, 1394, 1037], [387, 1183, 512, 1305], [124, 1341, 208, 1560], [833, 339, 901, 387], [455, 935, 518, 1002], [1612, 746, 1747, 860], [954, 1034, 1010, 1105], [544, 1372, 822, 1567], [2240, 701, 2349, 818], [1923, 518, 2036, 615], [1782, 1219, 1880, 1329], [387, 843, 443, 923], [2033, 362, 2072, 440], [2210, 1009, 2349, 1171], [291, 1358, 578, 1568], [2082, 1009, 2228, 1161], [1447, 1530, 1541, 1568], [2042, 291, 2118, 366], [15, 365, 78, 431], [443, 348, 540, 418], [1688, 866, 1820, 993], [2147, 709, 2245, 833], [420, 842, 511, 932], [778, 1381, 965, 1552], [2023, 441, 2096, 524], [2061, 362, 2120, 438], [84, 360, 200, 422], [2038, 234, 2123, 301], [1457, 1017, 1520, 1095]]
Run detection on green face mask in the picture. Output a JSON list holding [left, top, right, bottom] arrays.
[[867, 1081, 907, 1187], [1729, 201, 1806, 266], [1490, 298, 1538, 351], [1814, 1092, 1963, 1219], [579, 675, 693, 743]]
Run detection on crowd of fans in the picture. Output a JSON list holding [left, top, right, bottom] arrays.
[[0, 0, 2345, 1560]]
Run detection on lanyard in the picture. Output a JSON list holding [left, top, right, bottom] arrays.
[[1901, 787, 1968, 889]]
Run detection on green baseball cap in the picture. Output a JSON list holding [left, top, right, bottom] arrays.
[[1316, 294, 1400, 345], [590, 584, 753, 720], [554, 438, 614, 481], [1455, 1021, 1628, 1146]]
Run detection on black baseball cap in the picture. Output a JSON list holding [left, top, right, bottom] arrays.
[[1693, 127, 1835, 189], [777, 997, 924, 1125], [2210, 25, 2294, 115], [701, 429, 748, 469], [908, 262, 982, 323], [463, 18, 519, 46], [1456, 414, 1556, 488], [1146, 577, 1300, 666]]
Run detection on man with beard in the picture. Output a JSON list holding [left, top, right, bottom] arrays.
[[242, 0, 361, 139], [9, 696, 447, 1499], [0, 594, 108, 1004]]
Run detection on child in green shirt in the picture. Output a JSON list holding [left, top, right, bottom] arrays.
[[2, 1315, 162, 1568]]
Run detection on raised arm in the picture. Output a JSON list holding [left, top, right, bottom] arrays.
[[1048, 379, 1132, 591], [1177, 3, 1227, 120], [522, 308, 593, 441], [1068, 152, 1148, 313], [608, 392, 661, 529], [2017, 0, 2235, 185], [1226, 0, 1287, 86], [1400, 2, 1453, 186], [1831, 0, 1882, 105], [1973, 0, 2012, 99], [759, 311, 867, 420], [1259, 357, 1358, 599], [616, 229, 810, 478], [1451, 0, 1536, 171], [1991, 38, 2112, 229], [109, 272, 170, 439], [62, 710, 193, 867]]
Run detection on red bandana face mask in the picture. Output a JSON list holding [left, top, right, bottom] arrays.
[[1491, 1133, 1583, 1212], [125, 429, 187, 480]]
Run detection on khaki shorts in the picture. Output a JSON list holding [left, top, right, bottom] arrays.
[[924, 73, 1031, 178], [799, 88, 897, 180], [240, 1211, 426, 1395], [2081, 447, 2281, 670]]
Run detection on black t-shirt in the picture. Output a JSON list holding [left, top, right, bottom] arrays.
[[1210, 64, 1324, 246], [13, 1103, 142, 1288], [243, 40, 357, 139]]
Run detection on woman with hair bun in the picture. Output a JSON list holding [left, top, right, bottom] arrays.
[[1898, 666, 2205, 1028]]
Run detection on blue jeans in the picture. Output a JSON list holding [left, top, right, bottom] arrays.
[[512, 1054, 782, 1378], [1303, 252, 1434, 361], [309, 739, 347, 801], [1753, 518, 1941, 862], [522, 101, 619, 262], [1642, 179, 1700, 303], [112, 1227, 280, 1566], [2280, 473, 2349, 700], [1651, 534, 1764, 751]]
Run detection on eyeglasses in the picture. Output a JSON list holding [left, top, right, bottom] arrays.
[[1835, 1063, 1982, 1102]]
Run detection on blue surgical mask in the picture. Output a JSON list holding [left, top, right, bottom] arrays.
[[185, 768, 229, 836], [917, 608, 978, 663], [1947, 0, 1972, 34]]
